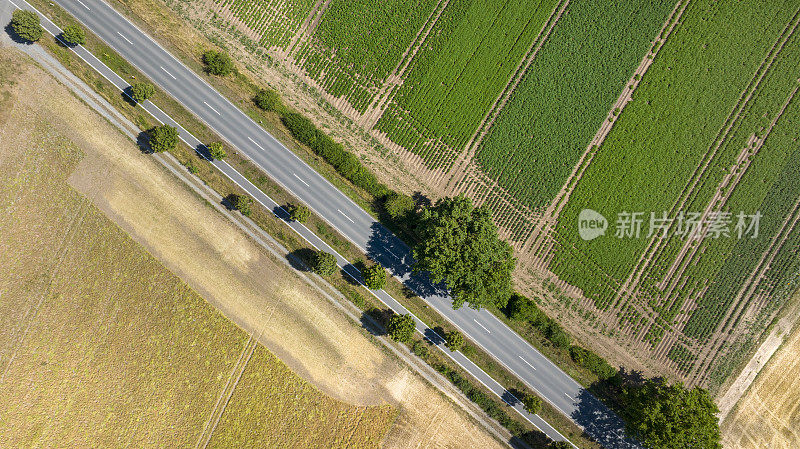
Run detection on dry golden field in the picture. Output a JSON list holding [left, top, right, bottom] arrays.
[[0, 47, 394, 448], [721, 303, 800, 449]]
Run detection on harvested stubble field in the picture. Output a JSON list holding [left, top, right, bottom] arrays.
[[152, 0, 800, 390], [0, 41, 508, 449], [721, 292, 800, 449], [0, 47, 394, 448]]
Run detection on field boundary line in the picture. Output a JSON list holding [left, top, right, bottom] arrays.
[[690, 138, 800, 383], [602, 3, 800, 341], [358, 0, 450, 129], [285, 0, 330, 57], [637, 6, 800, 362], [195, 327, 263, 449]]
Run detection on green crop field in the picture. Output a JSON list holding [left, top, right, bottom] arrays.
[[296, 0, 440, 113], [475, 0, 674, 210], [374, 0, 559, 169], [547, 0, 800, 380], [211, 0, 316, 50]]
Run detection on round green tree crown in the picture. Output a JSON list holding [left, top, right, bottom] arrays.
[[11, 10, 43, 42]]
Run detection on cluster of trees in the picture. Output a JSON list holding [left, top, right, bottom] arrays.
[[624, 380, 721, 449], [11, 10, 86, 46], [412, 195, 515, 310], [506, 294, 572, 349], [281, 112, 389, 198]]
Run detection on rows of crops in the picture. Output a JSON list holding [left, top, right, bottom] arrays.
[[635, 16, 800, 344], [295, 0, 439, 113], [550, 0, 800, 311], [374, 0, 559, 168], [683, 105, 800, 340], [211, 0, 316, 50], [475, 0, 674, 211]]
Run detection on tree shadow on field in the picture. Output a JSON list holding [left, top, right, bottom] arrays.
[[136, 130, 153, 154], [4, 23, 34, 45], [286, 247, 316, 272], [360, 307, 390, 337]]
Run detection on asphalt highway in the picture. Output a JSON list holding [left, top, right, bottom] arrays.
[[11, 0, 639, 446]]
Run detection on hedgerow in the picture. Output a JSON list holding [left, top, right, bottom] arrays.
[[281, 112, 389, 198]]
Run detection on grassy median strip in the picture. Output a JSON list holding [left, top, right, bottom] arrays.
[[22, 2, 600, 447]]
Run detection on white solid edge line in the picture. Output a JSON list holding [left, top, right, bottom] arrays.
[[26, 1, 578, 444]]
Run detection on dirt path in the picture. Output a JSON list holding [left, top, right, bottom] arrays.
[[195, 334, 260, 449]]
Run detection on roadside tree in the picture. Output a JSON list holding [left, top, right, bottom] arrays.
[[254, 88, 281, 111], [363, 263, 386, 290], [287, 203, 310, 223], [384, 192, 415, 221], [413, 195, 515, 310], [130, 82, 155, 103], [61, 24, 85, 46], [229, 194, 253, 217], [202, 50, 234, 76], [443, 330, 465, 352], [520, 392, 542, 415], [147, 124, 178, 153], [11, 10, 43, 42], [207, 141, 227, 160], [312, 251, 337, 277], [387, 313, 415, 343]]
